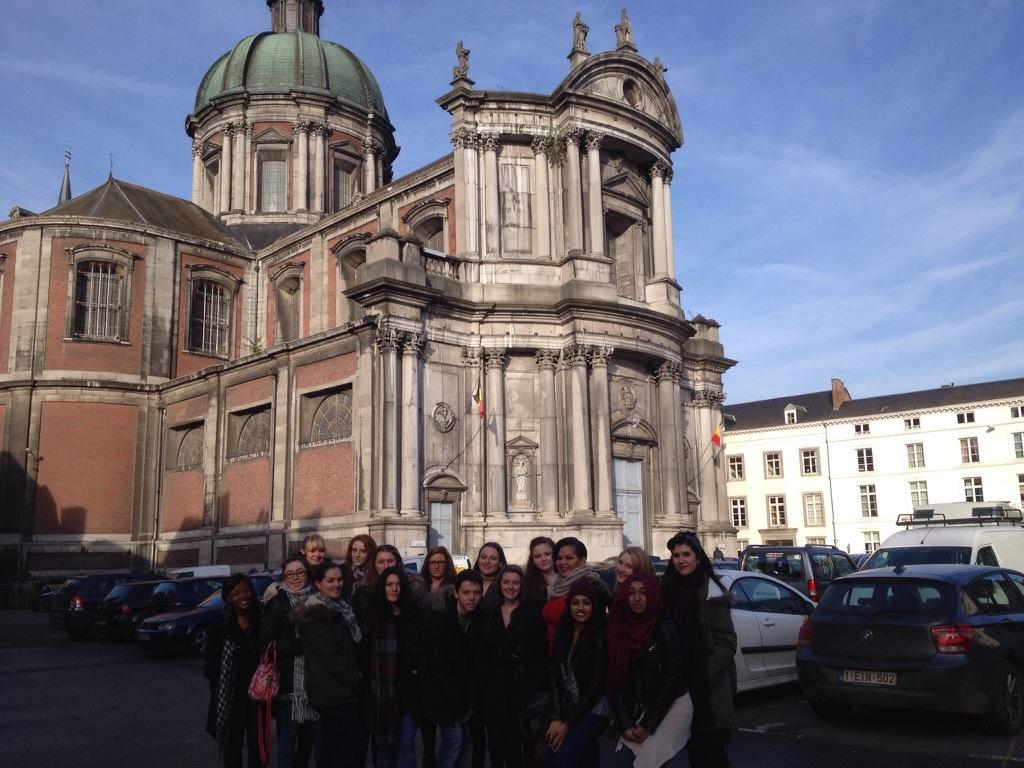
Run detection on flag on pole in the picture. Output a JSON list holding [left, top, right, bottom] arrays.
[[711, 425, 722, 449], [473, 376, 484, 418]]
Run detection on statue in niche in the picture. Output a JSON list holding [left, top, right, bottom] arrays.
[[572, 12, 589, 52], [512, 455, 529, 501], [452, 40, 470, 81], [615, 8, 635, 50]]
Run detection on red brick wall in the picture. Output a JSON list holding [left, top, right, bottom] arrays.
[[293, 441, 354, 519], [161, 470, 205, 532], [157, 548, 199, 568], [0, 241, 16, 374], [166, 394, 207, 426], [175, 254, 245, 378], [217, 543, 267, 566], [34, 401, 137, 534], [44, 237, 146, 375], [220, 456, 270, 526], [226, 377, 272, 408], [296, 351, 356, 390]]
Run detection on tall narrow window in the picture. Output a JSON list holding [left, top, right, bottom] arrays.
[[764, 452, 783, 478], [1013, 433, 1023, 460], [803, 492, 825, 526], [964, 477, 984, 503], [860, 485, 878, 517], [864, 531, 881, 554], [499, 163, 533, 253], [74, 261, 124, 340], [332, 157, 358, 212], [190, 280, 230, 357], [857, 448, 874, 472], [801, 448, 819, 476], [767, 495, 787, 527], [909, 480, 929, 507], [960, 437, 980, 464], [906, 442, 925, 468], [730, 498, 747, 528], [259, 151, 287, 212], [275, 274, 302, 344], [728, 456, 744, 481]]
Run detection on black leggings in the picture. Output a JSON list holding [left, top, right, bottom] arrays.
[[319, 703, 366, 768], [687, 729, 731, 768], [221, 699, 261, 768], [486, 722, 524, 768]]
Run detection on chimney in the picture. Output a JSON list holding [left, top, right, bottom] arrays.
[[831, 378, 851, 410]]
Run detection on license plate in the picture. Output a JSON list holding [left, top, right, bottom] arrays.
[[841, 669, 896, 686], [138, 634, 150, 642]]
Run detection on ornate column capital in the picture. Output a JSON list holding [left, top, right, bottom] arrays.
[[483, 347, 508, 371], [480, 133, 500, 153], [584, 131, 604, 153], [562, 343, 590, 368], [663, 165, 674, 184], [534, 349, 559, 371], [293, 119, 311, 134], [654, 360, 682, 383], [223, 122, 237, 137], [401, 331, 426, 357], [374, 317, 403, 353], [563, 126, 585, 146], [530, 135, 549, 156], [234, 121, 251, 136], [691, 388, 725, 407], [649, 162, 669, 181], [192, 141, 203, 158], [460, 347, 480, 367], [362, 138, 381, 157], [588, 345, 614, 369], [309, 121, 327, 138]]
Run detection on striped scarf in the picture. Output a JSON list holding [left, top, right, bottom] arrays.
[[369, 614, 400, 749], [214, 636, 237, 745]]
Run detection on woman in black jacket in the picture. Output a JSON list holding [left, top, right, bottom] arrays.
[[477, 565, 547, 768], [607, 573, 691, 768], [360, 565, 425, 768], [204, 574, 263, 768], [542, 579, 609, 768], [291, 560, 365, 768], [257, 556, 319, 768]]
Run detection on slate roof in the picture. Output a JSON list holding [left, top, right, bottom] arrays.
[[227, 222, 308, 251], [725, 378, 1024, 431], [42, 177, 243, 248]]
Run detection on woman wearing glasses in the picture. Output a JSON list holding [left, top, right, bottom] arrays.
[[258, 556, 319, 768], [420, 546, 457, 613]]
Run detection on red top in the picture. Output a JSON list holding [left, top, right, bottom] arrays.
[[542, 596, 567, 654]]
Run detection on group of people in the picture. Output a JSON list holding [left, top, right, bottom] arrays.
[[203, 531, 737, 768]]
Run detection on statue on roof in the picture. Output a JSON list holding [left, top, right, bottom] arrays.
[[452, 40, 471, 83], [615, 8, 636, 51], [572, 12, 589, 52]]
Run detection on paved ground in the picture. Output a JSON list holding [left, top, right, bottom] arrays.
[[3, 609, 1023, 767]]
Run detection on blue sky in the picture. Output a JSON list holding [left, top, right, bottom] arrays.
[[1, 1, 1021, 403]]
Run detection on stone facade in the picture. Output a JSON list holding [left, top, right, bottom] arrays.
[[0, 4, 735, 577]]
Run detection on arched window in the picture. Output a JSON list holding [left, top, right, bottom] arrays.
[[176, 426, 204, 469], [413, 216, 445, 252], [309, 390, 352, 444], [274, 271, 302, 343], [190, 280, 230, 357], [236, 410, 271, 457]]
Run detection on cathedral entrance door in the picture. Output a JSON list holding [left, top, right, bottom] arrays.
[[428, 502, 453, 549], [612, 458, 645, 549]]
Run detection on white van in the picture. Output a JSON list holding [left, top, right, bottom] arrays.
[[165, 565, 232, 579], [862, 501, 1024, 572]]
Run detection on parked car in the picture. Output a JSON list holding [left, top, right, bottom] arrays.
[[137, 574, 274, 656], [740, 545, 857, 601], [861, 502, 1024, 572], [717, 570, 817, 691], [849, 553, 871, 570], [49, 572, 157, 640], [712, 557, 740, 571], [30, 583, 61, 612], [94, 580, 168, 640], [146, 576, 226, 614], [796, 564, 1024, 734]]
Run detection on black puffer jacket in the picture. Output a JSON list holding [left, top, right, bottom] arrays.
[[610, 617, 686, 734], [290, 596, 361, 710], [476, 601, 548, 725], [257, 591, 305, 697], [549, 625, 607, 728], [419, 598, 482, 726]]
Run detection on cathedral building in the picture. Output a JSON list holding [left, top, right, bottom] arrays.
[[0, 0, 734, 577]]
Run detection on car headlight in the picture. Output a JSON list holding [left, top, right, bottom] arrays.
[[158, 622, 176, 631]]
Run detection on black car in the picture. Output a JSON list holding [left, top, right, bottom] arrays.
[[49, 572, 158, 640], [137, 574, 274, 656], [30, 583, 61, 612], [740, 545, 856, 602], [146, 576, 227, 615], [797, 564, 1024, 734], [94, 580, 168, 640]]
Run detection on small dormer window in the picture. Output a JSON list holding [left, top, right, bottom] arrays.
[[785, 409, 797, 424], [784, 403, 805, 425]]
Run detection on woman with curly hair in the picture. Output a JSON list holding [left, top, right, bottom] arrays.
[[340, 534, 376, 602]]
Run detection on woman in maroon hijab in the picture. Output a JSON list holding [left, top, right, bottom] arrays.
[[607, 573, 691, 768]]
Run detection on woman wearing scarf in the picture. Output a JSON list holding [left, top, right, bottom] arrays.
[[542, 579, 609, 768], [258, 556, 319, 768], [661, 531, 737, 768], [291, 560, 365, 768], [341, 533, 376, 602], [607, 573, 691, 768], [542, 537, 610, 653], [204, 574, 263, 768], [360, 565, 425, 768]]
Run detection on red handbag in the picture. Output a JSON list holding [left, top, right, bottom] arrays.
[[248, 641, 279, 767]]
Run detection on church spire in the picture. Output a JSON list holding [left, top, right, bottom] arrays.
[[57, 149, 72, 204], [267, 0, 323, 36]]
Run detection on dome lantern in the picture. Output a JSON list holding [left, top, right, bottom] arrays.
[[267, 0, 323, 36]]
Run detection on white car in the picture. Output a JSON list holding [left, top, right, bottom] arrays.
[[715, 569, 816, 692]]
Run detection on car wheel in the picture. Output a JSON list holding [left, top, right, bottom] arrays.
[[190, 625, 210, 657], [66, 629, 88, 641], [986, 661, 1024, 735], [809, 699, 853, 720]]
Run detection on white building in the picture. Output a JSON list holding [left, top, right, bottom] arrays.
[[722, 378, 1024, 556]]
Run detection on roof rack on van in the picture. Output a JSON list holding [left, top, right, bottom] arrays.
[[897, 504, 1024, 528]]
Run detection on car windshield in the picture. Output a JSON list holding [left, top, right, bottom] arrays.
[[863, 546, 972, 569], [199, 590, 224, 609], [106, 585, 133, 600], [817, 579, 954, 616], [744, 552, 805, 581]]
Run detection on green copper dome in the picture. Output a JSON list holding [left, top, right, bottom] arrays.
[[193, 31, 388, 119]]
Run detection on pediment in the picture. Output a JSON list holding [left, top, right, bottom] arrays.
[[506, 435, 539, 451], [603, 170, 649, 203], [611, 418, 657, 444], [251, 127, 293, 145]]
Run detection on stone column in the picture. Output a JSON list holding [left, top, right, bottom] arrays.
[[481, 133, 500, 257], [535, 349, 560, 518], [484, 348, 508, 518], [219, 126, 233, 214], [242, 123, 253, 212], [295, 120, 310, 211], [693, 387, 726, 524], [232, 122, 246, 212], [464, 132, 480, 256], [312, 123, 326, 214], [376, 320, 402, 515], [565, 344, 593, 516], [363, 139, 377, 193], [585, 132, 605, 257], [649, 163, 667, 276], [564, 128, 585, 254], [656, 361, 681, 517], [589, 345, 614, 517], [674, 371, 691, 520], [400, 332, 424, 516], [531, 136, 552, 259], [461, 347, 484, 518], [191, 142, 203, 206], [663, 166, 675, 281]]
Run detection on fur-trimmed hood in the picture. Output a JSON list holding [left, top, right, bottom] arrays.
[[289, 593, 336, 628]]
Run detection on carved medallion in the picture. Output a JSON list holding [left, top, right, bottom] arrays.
[[431, 402, 456, 433], [620, 382, 637, 412]]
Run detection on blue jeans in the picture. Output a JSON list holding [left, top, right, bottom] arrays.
[[437, 721, 473, 768], [371, 713, 417, 768], [541, 713, 610, 768], [276, 699, 321, 768]]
